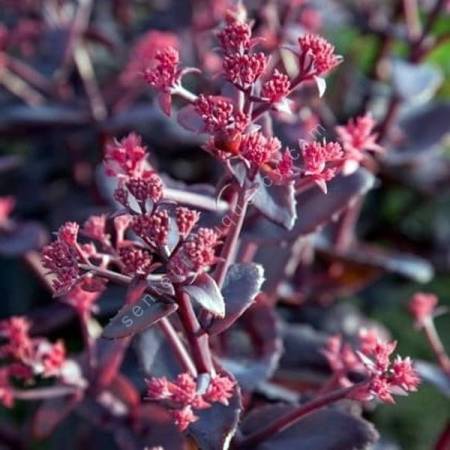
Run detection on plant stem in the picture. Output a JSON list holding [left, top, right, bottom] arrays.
[[435, 421, 450, 450], [79, 264, 132, 285], [423, 319, 450, 376], [175, 287, 215, 375], [213, 187, 250, 289], [236, 383, 363, 448], [159, 317, 198, 377], [13, 386, 81, 400]]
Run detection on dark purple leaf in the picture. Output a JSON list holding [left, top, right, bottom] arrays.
[[32, 395, 81, 440], [316, 242, 434, 283], [182, 273, 225, 317], [102, 295, 178, 339], [391, 60, 442, 104], [415, 360, 450, 397], [240, 405, 379, 450], [0, 222, 48, 256], [234, 163, 297, 230], [189, 375, 242, 450], [245, 169, 374, 242], [385, 102, 450, 164], [209, 263, 265, 335], [137, 326, 183, 378], [95, 338, 131, 389], [177, 104, 205, 132], [220, 300, 282, 391]]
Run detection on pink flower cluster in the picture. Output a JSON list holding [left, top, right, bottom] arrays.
[[143, 47, 181, 92], [146, 373, 235, 431], [323, 329, 420, 404], [0, 317, 67, 407], [301, 140, 344, 193]]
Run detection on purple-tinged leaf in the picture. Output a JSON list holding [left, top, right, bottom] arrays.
[[177, 104, 205, 132], [137, 326, 183, 378], [415, 360, 450, 397], [316, 241, 434, 283], [182, 273, 225, 317], [245, 168, 375, 242], [95, 338, 131, 389], [101, 295, 178, 339], [220, 300, 282, 391], [209, 263, 265, 335], [391, 60, 443, 105], [384, 102, 450, 165], [32, 394, 81, 440], [189, 374, 242, 450], [233, 163, 297, 230], [0, 222, 48, 256], [240, 405, 379, 450]]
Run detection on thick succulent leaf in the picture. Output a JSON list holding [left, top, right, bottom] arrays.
[[102, 295, 178, 339], [391, 60, 443, 105], [209, 263, 265, 335], [244, 169, 375, 242], [415, 360, 450, 397], [240, 405, 379, 450], [137, 326, 183, 378], [385, 102, 450, 165], [177, 104, 205, 132], [220, 300, 283, 391], [233, 164, 297, 230], [189, 377, 242, 450], [182, 273, 225, 317], [0, 222, 48, 256], [316, 242, 434, 283], [32, 395, 81, 439]]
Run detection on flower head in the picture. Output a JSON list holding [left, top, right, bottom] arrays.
[[203, 375, 235, 405], [57, 222, 79, 246], [104, 133, 148, 179], [175, 207, 200, 239], [83, 215, 109, 244], [132, 210, 170, 248], [223, 52, 267, 89], [239, 131, 281, 167], [298, 33, 342, 76], [408, 292, 438, 326], [0, 317, 33, 360], [261, 70, 291, 103], [171, 406, 198, 431], [301, 140, 343, 192], [217, 17, 252, 55], [143, 47, 181, 92], [119, 245, 153, 276], [126, 172, 164, 204]]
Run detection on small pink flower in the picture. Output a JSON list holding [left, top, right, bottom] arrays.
[[132, 210, 170, 248], [239, 131, 281, 167], [40, 340, 66, 377], [168, 227, 219, 278], [171, 405, 198, 431], [169, 373, 198, 406], [41, 241, 80, 295], [57, 222, 79, 246], [391, 356, 420, 392], [408, 292, 438, 325], [0, 316, 33, 361], [126, 172, 164, 204], [203, 375, 235, 406], [104, 133, 148, 179], [301, 140, 343, 192], [298, 33, 342, 76], [143, 47, 181, 92], [217, 17, 252, 55], [146, 376, 171, 400], [261, 70, 291, 103], [369, 375, 395, 404], [223, 52, 267, 89], [83, 215, 109, 244], [119, 245, 153, 276], [176, 207, 200, 239]]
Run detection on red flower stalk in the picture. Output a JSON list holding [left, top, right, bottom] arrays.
[[408, 292, 438, 326]]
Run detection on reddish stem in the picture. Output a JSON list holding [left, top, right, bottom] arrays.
[[423, 319, 450, 376], [435, 421, 450, 450], [236, 383, 364, 448], [175, 287, 215, 375]]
